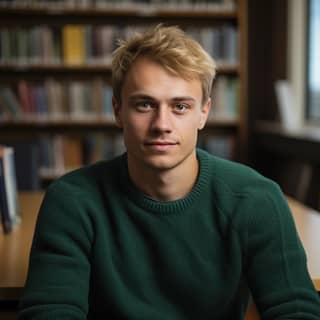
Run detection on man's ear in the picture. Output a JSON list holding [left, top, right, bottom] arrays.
[[198, 98, 211, 130], [112, 96, 123, 128]]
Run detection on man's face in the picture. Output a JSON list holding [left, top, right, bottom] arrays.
[[113, 56, 211, 172]]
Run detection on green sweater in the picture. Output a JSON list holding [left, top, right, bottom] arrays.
[[19, 149, 320, 319]]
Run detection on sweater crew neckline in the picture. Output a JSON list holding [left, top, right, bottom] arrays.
[[120, 149, 210, 215]]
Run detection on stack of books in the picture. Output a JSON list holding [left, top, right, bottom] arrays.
[[0, 145, 20, 234]]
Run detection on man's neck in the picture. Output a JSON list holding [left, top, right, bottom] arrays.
[[127, 152, 199, 202]]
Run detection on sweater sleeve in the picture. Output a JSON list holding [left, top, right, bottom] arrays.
[[243, 183, 320, 319], [18, 180, 93, 319]]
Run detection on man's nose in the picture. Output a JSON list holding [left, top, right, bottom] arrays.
[[151, 105, 172, 132]]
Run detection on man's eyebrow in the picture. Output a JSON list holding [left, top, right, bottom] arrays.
[[171, 96, 196, 102], [128, 94, 196, 102], [128, 94, 155, 101]]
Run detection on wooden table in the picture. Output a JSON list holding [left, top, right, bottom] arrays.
[[245, 197, 320, 320], [0, 192, 319, 319], [0, 192, 44, 301], [287, 197, 320, 291]]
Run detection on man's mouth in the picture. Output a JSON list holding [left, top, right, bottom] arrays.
[[144, 141, 178, 151], [145, 141, 177, 146]]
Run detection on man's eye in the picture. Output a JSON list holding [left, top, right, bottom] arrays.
[[135, 101, 153, 111], [174, 103, 188, 113]]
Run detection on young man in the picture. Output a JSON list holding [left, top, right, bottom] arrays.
[[19, 25, 320, 319]]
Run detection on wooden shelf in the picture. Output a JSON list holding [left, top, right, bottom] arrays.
[[0, 6, 237, 18], [0, 6, 238, 26], [0, 117, 119, 135], [0, 64, 112, 80], [0, 63, 239, 79], [0, 117, 238, 131], [207, 117, 239, 127], [253, 121, 320, 162], [255, 121, 320, 143]]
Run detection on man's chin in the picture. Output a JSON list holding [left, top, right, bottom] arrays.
[[141, 154, 183, 172]]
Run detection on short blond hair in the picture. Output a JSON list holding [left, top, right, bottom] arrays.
[[112, 24, 216, 105]]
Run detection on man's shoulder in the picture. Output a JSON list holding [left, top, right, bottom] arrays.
[[47, 154, 125, 196], [199, 150, 286, 230], [198, 149, 281, 203]]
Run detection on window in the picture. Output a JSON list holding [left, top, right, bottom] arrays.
[[306, 0, 320, 121]]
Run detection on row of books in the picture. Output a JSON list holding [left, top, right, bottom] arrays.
[[209, 76, 239, 120], [41, 134, 234, 177], [0, 145, 20, 234], [38, 134, 234, 180], [2, 134, 125, 189], [0, 75, 239, 121], [198, 134, 234, 160], [0, 24, 238, 65], [0, 0, 236, 10], [4, 132, 232, 192], [0, 78, 113, 120], [38, 134, 126, 177]]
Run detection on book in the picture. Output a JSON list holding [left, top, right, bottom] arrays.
[[0, 145, 20, 234], [274, 80, 299, 130], [62, 25, 85, 65], [210, 76, 239, 120], [0, 152, 11, 234], [202, 135, 234, 159], [103, 84, 113, 117], [0, 86, 21, 119], [62, 136, 83, 169], [18, 80, 32, 116], [0, 29, 10, 64], [10, 141, 41, 190], [92, 77, 104, 116], [2, 146, 20, 225]]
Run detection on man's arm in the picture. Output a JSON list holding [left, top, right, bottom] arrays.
[[243, 184, 320, 319], [18, 180, 93, 319]]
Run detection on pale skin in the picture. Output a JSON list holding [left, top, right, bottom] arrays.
[[113, 56, 211, 201]]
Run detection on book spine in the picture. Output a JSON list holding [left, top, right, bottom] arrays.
[[3, 147, 20, 226], [0, 147, 12, 234], [0, 87, 21, 119]]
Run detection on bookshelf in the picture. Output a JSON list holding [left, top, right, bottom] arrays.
[[248, 0, 320, 211], [0, 0, 248, 186]]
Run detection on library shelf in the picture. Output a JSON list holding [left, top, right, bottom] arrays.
[[0, 7, 238, 24], [0, 0, 248, 183], [253, 121, 320, 162], [0, 118, 118, 135], [0, 117, 239, 133], [0, 63, 239, 78]]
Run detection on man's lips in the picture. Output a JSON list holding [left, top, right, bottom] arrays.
[[144, 141, 178, 146], [144, 141, 178, 151]]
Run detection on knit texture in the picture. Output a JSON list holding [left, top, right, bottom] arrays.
[[19, 149, 320, 319]]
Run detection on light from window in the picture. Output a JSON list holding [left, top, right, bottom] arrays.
[[307, 0, 320, 121]]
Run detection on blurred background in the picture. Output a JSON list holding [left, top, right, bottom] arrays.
[[0, 0, 319, 211], [0, 1, 320, 319]]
